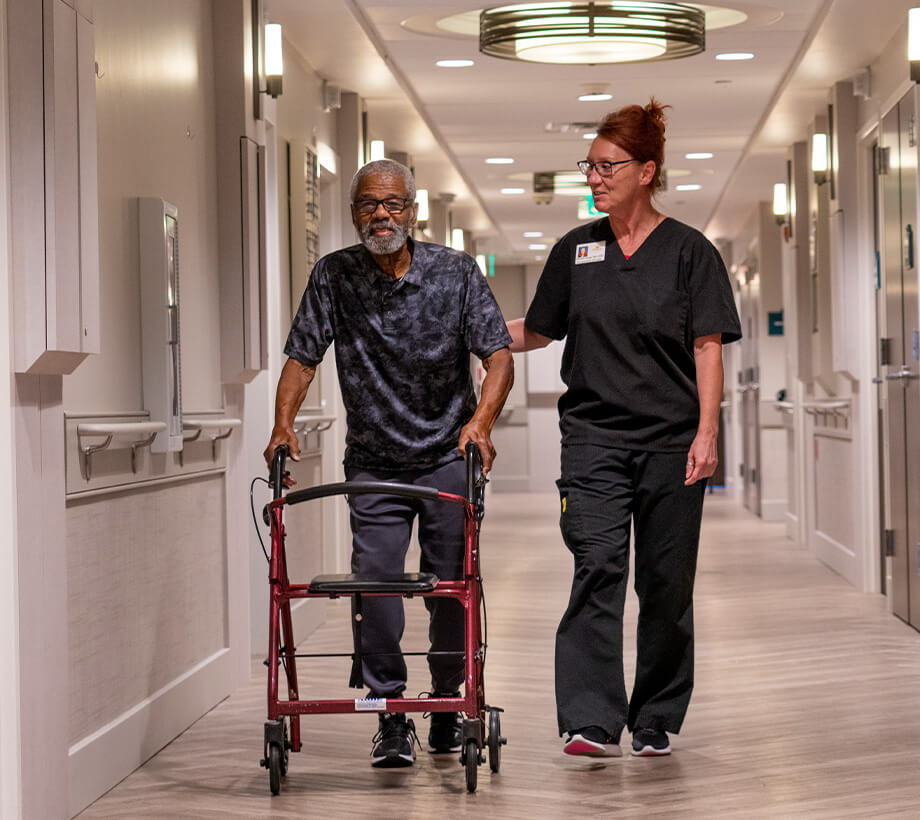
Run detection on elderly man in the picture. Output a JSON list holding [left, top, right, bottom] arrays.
[[264, 159, 513, 768]]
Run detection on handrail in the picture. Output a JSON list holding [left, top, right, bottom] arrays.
[[293, 413, 336, 436], [181, 416, 242, 462], [802, 398, 851, 424], [773, 400, 795, 414], [76, 421, 167, 480], [801, 399, 850, 409]]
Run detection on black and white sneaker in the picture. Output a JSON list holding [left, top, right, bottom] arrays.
[[631, 727, 671, 756], [370, 713, 418, 768], [563, 726, 622, 757], [428, 711, 462, 753]]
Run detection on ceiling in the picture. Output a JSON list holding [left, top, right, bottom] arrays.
[[269, 0, 917, 262]]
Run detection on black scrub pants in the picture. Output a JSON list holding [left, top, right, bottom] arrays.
[[345, 458, 466, 699], [555, 443, 707, 741]]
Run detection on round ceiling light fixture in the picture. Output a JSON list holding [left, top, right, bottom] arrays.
[[479, 2, 706, 65]]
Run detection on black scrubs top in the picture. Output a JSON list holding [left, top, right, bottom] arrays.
[[525, 217, 742, 453]]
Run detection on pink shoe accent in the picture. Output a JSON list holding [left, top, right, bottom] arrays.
[[563, 734, 622, 757]]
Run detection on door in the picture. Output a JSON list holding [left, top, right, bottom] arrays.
[[879, 90, 920, 629], [738, 265, 761, 516]]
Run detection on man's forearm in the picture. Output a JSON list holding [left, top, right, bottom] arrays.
[[274, 357, 316, 430], [470, 348, 514, 431]]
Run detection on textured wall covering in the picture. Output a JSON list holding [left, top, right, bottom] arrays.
[[67, 475, 227, 744]]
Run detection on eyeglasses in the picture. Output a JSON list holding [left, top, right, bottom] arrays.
[[353, 197, 413, 216], [576, 159, 638, 178]]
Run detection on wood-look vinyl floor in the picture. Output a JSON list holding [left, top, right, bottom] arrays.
[[77, 492, 920, 819]]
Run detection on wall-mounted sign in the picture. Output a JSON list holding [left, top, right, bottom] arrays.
[[767, 309, 784, 336]]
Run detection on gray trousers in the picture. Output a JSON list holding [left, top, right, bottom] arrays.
[[345, 458, 466, 698], [555, 443, 707, 741]]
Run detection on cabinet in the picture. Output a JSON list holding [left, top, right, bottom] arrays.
[[8, 0, 99, 374]]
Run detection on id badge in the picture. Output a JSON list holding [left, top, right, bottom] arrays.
[[574, 241, 606, 265]]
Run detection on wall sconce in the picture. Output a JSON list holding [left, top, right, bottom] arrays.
[[252, 0, 283, 119], [773, 182, 788, 225], [416, 189, 429, 223], [812, 132, 829, 185], [264, 23, 283, 98], [910, 8, 920, 81], [451, 228, 466, 252], [369, 140, 386, 161]]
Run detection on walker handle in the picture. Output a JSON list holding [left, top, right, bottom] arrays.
[[270, 444, 289, 500], [465, 441, 485, 516]]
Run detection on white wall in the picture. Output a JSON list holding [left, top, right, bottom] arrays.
[[1, 2, 279, 814], [64, 1, 223, 414], [0, 0, 24, 814], [485, 264, 530, 491]]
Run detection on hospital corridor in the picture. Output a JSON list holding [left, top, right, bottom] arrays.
[[4, 1, 920, 818]]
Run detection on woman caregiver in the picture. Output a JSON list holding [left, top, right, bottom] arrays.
[[507, 99, 741, 758]]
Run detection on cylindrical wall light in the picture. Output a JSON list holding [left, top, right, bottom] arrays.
[[265, 23, 283, 97], [773, 182, 787, 224], [416, 189, 429, 223], [451, 228, 465, 252], [369, 140, 386, 161], [811, 132, 828, 185], [910, 8, 920, 81]]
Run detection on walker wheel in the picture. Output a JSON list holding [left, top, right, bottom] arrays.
[[464, 738, 479, 793], [487, 709, 505, 773], [268, 744, 283, 795], [279, 719, 290, 776]]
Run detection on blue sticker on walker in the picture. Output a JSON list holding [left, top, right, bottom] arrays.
[[575, 241, 605, 264], [355, 697, 387, 711]]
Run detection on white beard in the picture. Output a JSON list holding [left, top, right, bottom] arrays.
[[359, 218, 410, 255]]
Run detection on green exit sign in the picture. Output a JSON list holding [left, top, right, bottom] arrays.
[[578, 194, 602, 220]]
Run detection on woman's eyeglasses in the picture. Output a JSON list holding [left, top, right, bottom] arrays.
[[576, 159, 638, 178]]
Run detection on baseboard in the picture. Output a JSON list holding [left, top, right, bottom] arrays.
[[811, 528, 858, 587], [760, 498, 787, 522], [68, 648, 232, 817]]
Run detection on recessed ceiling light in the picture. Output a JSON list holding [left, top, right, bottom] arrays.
[[675, 184, 702, 191], [486, 157, 515, 164], [578, 93, 612, 102], [528, 243, 548, 250], [715, 52, 754, 61], [523, 231, 543, 237], [583, 132, 597, 140], [685, 152, 713, 159], [436, 59, 474, 67], [501, 187, 526, 194]]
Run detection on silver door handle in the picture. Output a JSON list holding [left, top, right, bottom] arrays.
[[885, 366, 918, 380]]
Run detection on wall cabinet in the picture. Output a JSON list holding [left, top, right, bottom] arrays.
[[9, 0, 99, 374]]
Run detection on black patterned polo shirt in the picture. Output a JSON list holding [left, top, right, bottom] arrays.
[[285, 239, 512, 471]]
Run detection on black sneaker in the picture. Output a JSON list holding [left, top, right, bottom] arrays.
[[428, 711, 462, 753], [631, 727, 671, 756], [370, 713, 418, 768], [563, 725, 621, 757]]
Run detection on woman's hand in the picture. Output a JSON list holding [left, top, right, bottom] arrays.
[[685, 430, 718, 486]]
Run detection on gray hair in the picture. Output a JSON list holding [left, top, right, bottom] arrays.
[[350, 159, 416, 202]]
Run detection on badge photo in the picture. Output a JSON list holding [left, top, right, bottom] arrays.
[[575, 241, 606, 265]]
